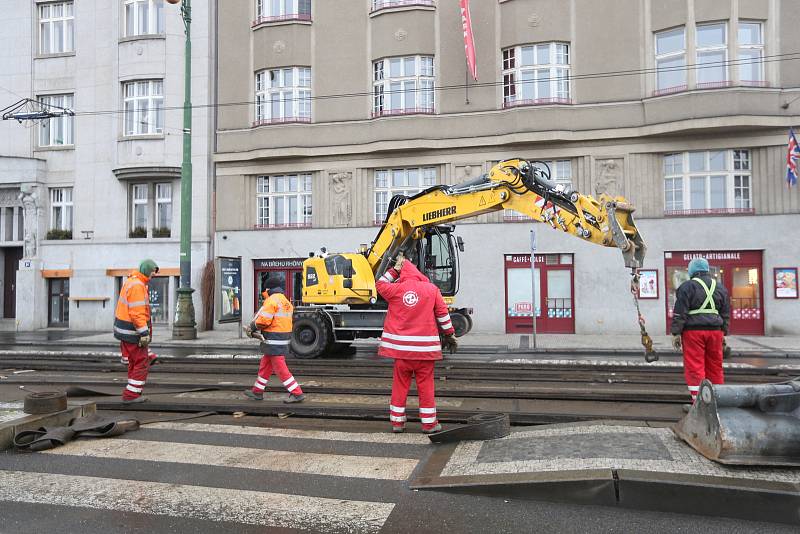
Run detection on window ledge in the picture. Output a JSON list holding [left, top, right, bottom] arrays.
[[252, 118, 312, 127], [34, 145, 74, 152], [664, 208, 755, 217], [371, 108, 435, 118], [119, 134, 166, 141], [251, 15, 312, 28], [118, 34, 166, 44], [502, 98, 573, 109], [125, 237, 180, 243], [370, 1, 435, 17], [253, 224, 313, 230], [34, 52, 76, 60]]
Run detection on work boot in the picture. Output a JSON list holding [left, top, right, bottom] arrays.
[[122, 396, 148, 404], [421, 423, 442, 435], [391, 426, 405, 434], [147, 352, 159, 366], [682, 403, 692, 413], [243, 390, 264, 401], [284, 393, 305, 404], [120, 357, 129, 365]]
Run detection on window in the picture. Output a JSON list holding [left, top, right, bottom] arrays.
[[502, 43, 570, 107], [124, 0, 165, 37], [663, 150, 753, 215], [371, 0, 434, 12], [738, 21, 765, 85], [696, 23, 728, 87], [505, 160, 572, 220], [130, 182, 173, 237], [655, 27, 686, 94], [255, 0, 311, 24], [124, 80, 164, 135], [374, 167, 437, 223], [38, 94, 74, 146], [256, 174, 313, 228], [39, 2, 74, 54], [255, 67, 311, 124], [373, 56, 435, 117], [50, 187, 74, 232]]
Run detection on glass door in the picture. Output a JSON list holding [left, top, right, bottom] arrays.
[[48, 278, 69, 327], [728, 265, 763, 335]]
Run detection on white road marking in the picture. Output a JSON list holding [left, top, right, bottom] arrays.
[[42, 438, 418, 480], [492, 358, 757, 368], [0, 471, 393, 534], [147, 421, 431, 445]]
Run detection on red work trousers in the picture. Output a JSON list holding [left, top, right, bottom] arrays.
[[251, 355, 303, 397], [121, 342, 152, 400], [681, 330, 724, 402], [390, 359, 438, 431]]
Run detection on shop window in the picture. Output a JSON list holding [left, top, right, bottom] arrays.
[[254, 258, 305, 309], [148, 276, 169, 324], [48, 278, 69, 327], [504, 253, 574, 334], [502, 42, 570, 107], [374, 167, 437, 223]]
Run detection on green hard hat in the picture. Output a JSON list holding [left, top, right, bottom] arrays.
[[139, 259, 160, 277]]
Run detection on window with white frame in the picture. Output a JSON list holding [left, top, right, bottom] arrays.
[[663, 150, 753, 215], [124, 80, 164, 135], [124, 0, 165, 37], [738, 21, 764, 85], [256, 174, 313, 227], [255, 0, 311, 23], [655, 27, 686, 93], [38, 94, 74, 146], [374, 167, 437, 223], [130, 182, 173, 237], [39, 2, 74, 54], [505, 160, 572, 220], [50, 187, 73, 232], [502, 43, 570, 106], [373, 56, 434, 117], [255, 67, 311, 124], [371, 0, 434, 11], [696, 23, 728, 87]]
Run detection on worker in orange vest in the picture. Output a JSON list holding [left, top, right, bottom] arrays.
[[114, 259, 159, 403], [244, 277, 305, 403]]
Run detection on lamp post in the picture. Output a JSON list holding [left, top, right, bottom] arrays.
[[169, 0, 197, 339]]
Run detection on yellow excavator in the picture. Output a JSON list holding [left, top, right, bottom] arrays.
[[291, 158, 651, 359]]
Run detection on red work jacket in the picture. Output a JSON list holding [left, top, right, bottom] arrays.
[[376, 262, 455, 360]]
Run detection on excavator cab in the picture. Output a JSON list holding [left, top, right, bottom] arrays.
[[410, 225, 460, 298]]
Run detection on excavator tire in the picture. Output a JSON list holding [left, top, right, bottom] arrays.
[[290, 312, 333, 359], [450, 312, 470, 338]]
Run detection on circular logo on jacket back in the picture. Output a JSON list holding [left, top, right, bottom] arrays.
[[402, 291, 419, 307]]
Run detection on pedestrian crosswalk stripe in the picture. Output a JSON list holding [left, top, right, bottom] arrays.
[[42, 438, 418, 480], [147, 421, 430, 445], [0, 470, 393, 534]]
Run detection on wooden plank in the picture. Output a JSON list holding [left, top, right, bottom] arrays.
[[41, 269, 73, 279]]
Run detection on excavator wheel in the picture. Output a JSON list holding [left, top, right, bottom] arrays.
[[290, 312, 333, 359], [450, 312, 471, 338]]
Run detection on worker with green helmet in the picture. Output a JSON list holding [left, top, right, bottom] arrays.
[[670, 257, 730, 410], [113, 259, 159, 403]]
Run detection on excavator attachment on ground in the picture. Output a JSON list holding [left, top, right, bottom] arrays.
[[674, 379, 800, 466]]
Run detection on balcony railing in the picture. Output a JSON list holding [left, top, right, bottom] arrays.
[[502, 97, 572, 109], [252, 13, 312, 27], [371, 0, 434, 13], [253, 222, 313, 230], [653, 84, 688, 97], [696, 80, 733, 90], [371, 107, 435, 118], [664, 208, 755, 217], [253, 117, 312, 127]]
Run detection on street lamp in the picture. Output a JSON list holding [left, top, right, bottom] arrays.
[[168, 0, 197, 339]]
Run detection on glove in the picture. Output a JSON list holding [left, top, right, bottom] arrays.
[[138, 335, 151, 348], [442, 334, 458, 355], [722, 337, 732, 360], [243, 325, 254, 337], [394, 252, 405, 271], [671, 334, 682, 351]]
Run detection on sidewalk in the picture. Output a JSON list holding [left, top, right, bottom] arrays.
[[5, 328, 798, 355]]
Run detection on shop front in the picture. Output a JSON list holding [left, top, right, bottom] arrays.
[[504, 253, 575, 334], [253, 258, 305, 310], [664, 250, 764, 335]]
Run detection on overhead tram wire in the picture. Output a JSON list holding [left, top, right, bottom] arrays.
[[6, 52, 800, 120]]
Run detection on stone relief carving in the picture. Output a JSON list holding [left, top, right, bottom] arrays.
[[273, 40, 286, 54], [19, 184, 40, 259], [394, 28, 408, 41], [330, 171, 353, 227], [455, 164, 482, 183], [595, 158, 624, 197], [528, 13, 541, 27]]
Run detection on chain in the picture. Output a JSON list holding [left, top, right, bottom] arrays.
[[631, 273, 658, 362]]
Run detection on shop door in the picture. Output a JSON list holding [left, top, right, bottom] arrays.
[[48, 278, 69, 327], [253, 258, 305, 311], [664, 250, 763, 336], [504, 253, 575, 334]]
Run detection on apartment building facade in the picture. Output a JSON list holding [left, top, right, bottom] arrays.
[[213, 0, 800, 336], [0, 0, 215, 331]]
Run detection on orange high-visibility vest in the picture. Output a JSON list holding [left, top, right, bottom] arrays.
[[250, 291, 293, 355], [113, 271, 151, 344]]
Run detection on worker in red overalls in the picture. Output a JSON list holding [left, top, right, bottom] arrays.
[[376, 253, 458, 434]]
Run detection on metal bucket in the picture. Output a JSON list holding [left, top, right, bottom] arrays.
[[674, 379, 800, 466]]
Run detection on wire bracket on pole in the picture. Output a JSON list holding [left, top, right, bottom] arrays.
[[1, 98, 74, 123]]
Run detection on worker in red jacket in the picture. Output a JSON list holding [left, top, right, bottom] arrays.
[[376, 253, 458, 434]]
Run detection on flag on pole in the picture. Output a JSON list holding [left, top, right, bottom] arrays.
[[788, 128, 800, 187], [460, 0, 478, 81]]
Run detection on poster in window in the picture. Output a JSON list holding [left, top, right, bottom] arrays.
[[219, 257, 242, 322], [637, 270, 659, 299], [774, 267, 798, 299]]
